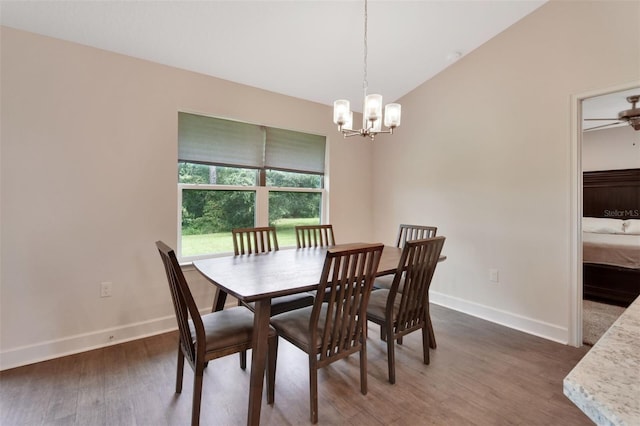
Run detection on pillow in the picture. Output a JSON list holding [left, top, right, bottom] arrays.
[[623, 219, 640, 235], [582, 217, 625, 234]]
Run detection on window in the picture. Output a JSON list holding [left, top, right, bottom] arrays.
[[269, 190, 322, 247], [178, 113, 327, 260]]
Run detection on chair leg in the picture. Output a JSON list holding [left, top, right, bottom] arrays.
[[426, 303, 437, 349], [237, 299, 248, 370], [211, 288, 227, 313], [380, 325, 387, 342], [359, 341, 368, 395], [387, 332, 396, 384], [266, 335, 278, 405], [309, 357, 318, 424], [427, 315, 437, 349], [191, 364, 204, 426], [240, 350, 247, 370], [176, 346, 185, 393], [422, 325, 430, 365], [397, 336, 403, 345]]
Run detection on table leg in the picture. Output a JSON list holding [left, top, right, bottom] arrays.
[[247, 298, 271, 426]]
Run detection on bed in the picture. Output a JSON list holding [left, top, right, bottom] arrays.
[[583, 168, 640, 307]]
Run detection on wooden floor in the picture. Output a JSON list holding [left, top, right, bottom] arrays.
[[1, 305, 592, 425]]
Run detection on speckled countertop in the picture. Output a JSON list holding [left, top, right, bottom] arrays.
[[564, 297, 640, 425]]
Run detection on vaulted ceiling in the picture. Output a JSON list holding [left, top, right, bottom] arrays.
[[3, 0, 636, 127], [1, 0, 546, 111]]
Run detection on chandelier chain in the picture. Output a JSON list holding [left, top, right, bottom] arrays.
[[362, 0, 368, 95]]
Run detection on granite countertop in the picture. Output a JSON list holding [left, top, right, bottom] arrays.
[[564, 297, 640, 425]]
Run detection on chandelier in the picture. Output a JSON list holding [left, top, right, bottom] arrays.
[[332, 0, 401, 140]]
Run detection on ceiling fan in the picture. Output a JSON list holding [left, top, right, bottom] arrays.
[[584, 95, 640, 131]]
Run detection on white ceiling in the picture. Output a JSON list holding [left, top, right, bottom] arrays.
[[582, 88, 640, 132], [1, 0, 636, 126], [1, 0, 547, 112]]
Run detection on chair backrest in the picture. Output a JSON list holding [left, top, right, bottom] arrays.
[[232, 226, 279, 255], [395, 224, 437, 248], [156, 241, 204, 365], [295, 224, 336, 248], [311, 243, 384, 364], [388, 237, 445, 335]]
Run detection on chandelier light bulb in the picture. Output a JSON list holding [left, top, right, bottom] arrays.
[[344, 111, 354, 130], [333, 100, 351, 126], [384, 103, 402, 128], [364, 94, 382, 122]]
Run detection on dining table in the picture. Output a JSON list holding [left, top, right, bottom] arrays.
[[193, 243, 444, 425]]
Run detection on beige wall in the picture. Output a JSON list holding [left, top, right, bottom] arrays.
[[0, 27, 374, 369], [372, 0, 640, 342], [582, 125, 640, 171], [2, 0, 640, 369]]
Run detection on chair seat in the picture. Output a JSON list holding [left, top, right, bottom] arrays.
[[373, 274, 404, 292], [270, 305, 329, 354], [307, 288, 333, 303], [367, 289, 400, 323], [244, 293, 315, 316], [190, 307, 277, 353]]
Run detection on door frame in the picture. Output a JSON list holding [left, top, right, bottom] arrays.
[[568, 81, 640, 347]]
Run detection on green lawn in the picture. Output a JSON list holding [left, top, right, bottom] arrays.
[[182, 217, 319, 257]]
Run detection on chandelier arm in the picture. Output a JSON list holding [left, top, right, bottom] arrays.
[[368, 129, 393, 136], [341, 130, 364, 138], [340, 127, 395, 139]]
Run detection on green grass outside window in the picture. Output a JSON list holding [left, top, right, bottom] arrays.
[[181, 217, 319, 257]]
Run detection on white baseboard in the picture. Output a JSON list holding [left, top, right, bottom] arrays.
[[430, 291, 569, 344], [0, 308, 208, 371], [2, 295, 569, 371]]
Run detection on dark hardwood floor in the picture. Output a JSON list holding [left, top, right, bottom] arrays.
[[0, 305, 592, 425]]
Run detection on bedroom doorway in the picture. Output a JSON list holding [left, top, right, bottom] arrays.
[[571, 83, 640, 347]]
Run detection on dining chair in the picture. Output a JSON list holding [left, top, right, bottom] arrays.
[[366, 236, 445, 384], [396, 224, 438, 248], [375, 224, 438, 291], [211, 226, 285, 312], [374, 224, 439, 347], [230, 227, 315, 368], [232, 226, 280, 254], [232, 226, 315, 316], [155, 241, 278, 426], [295, 224, 336, 248], [269, 243, 384, 424], [295, 224, 337, 303]]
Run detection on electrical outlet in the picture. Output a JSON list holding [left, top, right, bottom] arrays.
[[100, 281, 113, 297], [489, 269, 499, 283]]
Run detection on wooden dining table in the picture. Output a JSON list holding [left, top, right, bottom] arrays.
[[193, 243, 443, 425]]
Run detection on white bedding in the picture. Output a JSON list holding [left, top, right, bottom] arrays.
[[583, 232, 640, 269]]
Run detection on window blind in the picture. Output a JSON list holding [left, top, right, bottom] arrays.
[[178, 112, 326, 175], [178, 113, 264, 169], [265, 128, 326, 175]]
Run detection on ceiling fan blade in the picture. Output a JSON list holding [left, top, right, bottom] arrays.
[[584, 118, 619, 121], [583, 122, 623, 131]]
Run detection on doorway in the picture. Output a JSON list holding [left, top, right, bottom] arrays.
[[570, 82, 640, 347]]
